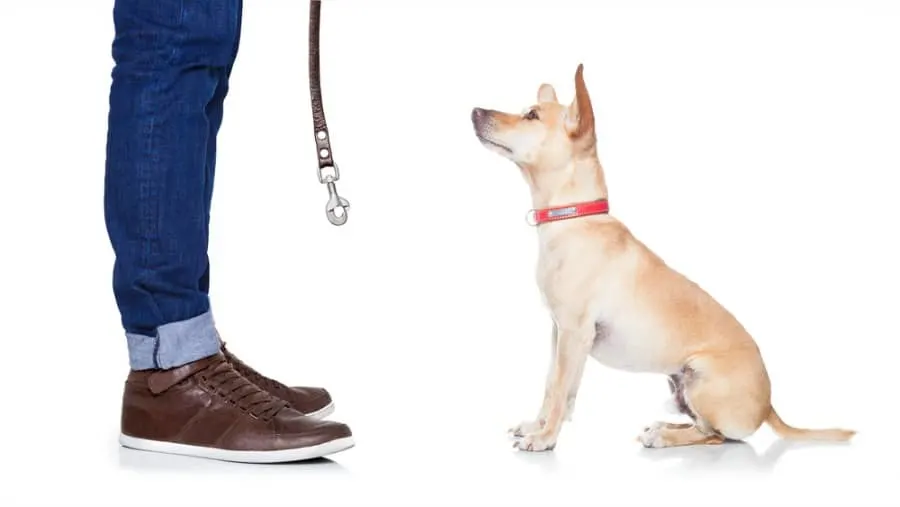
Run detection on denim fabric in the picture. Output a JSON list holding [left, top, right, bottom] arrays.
[[104, 0, 243, 370]]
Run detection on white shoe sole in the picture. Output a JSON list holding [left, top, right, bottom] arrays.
[[304, 401, 335, 419], [119, 434, 354, 464]]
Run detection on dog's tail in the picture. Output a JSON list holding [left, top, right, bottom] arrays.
[[765, 406, 855, 441]]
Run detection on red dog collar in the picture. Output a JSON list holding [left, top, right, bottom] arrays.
[[527, 199, 610, 226]]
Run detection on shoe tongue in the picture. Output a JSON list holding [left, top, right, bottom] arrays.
[[147, 354, 223, 394], [222, 349, 265, 383]]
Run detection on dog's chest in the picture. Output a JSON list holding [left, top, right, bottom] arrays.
[[535, 253, 560, 299], [534, 235, 581, 304], [535, 232, 670, 374]]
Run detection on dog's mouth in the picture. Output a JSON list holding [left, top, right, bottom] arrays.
[[476, 134, 512, 154]]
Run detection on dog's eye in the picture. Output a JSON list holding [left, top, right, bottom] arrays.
[[524, 109, 540, 121]]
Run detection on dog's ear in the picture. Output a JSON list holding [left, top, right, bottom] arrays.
[[537, 83, 558, 104], [564, 64, 595, 139]]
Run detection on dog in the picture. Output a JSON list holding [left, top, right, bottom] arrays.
[[470, 64, 855, 451]]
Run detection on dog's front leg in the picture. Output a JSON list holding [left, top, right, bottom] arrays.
[[514, 321, 593, 452], [511, 322, 558, 437]]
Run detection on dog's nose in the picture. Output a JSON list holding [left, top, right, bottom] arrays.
[[471, 107, 486, 124]]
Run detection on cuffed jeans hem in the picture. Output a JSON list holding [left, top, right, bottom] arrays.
[[126, 310, 222, 371]]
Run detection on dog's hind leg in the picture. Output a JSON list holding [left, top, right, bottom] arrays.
[[647, 422, 693, 431], [640, 353, 771, 448], [638, 422, 725, 448]]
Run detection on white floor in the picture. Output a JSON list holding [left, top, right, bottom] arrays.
[[11, 402, 889, 506], [3, 1, 899, 505], [6, 353, 892, 507]]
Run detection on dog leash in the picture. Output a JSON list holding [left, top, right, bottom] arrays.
[[309, 0, 349, 226]]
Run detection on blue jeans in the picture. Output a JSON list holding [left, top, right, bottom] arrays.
[[105, 0, 243, 370]]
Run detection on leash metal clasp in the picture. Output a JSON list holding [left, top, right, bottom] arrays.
[[318, 164, 349, 226], [323, 178, 349, 226]]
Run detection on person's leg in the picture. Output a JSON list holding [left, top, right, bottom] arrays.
[[108, 0, 354, 462], [105, 0, 243, 370], [199, 0, 241, 296]]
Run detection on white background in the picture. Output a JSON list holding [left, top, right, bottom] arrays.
[[1, 0, 899, 506]]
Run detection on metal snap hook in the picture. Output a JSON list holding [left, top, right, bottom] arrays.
[[325, 180, 350, 226]]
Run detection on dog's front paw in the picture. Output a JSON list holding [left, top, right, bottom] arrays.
[[509, 419, 545, 438], [637, 422, 666, 448], [513, 430, 557, 452]]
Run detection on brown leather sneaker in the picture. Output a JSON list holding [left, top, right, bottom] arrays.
[[119, 352, 353, 463], [222, 344, 334, 418]]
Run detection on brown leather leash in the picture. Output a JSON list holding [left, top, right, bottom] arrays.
[[309, 0, 349, 226]]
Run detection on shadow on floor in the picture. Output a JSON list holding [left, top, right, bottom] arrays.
[[636, 438, 853, 474]]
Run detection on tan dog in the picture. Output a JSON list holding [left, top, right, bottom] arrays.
[[470, 64, 855, 452]]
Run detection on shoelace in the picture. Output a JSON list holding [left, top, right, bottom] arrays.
[[221, 345, 289, 393], [199, 357, 288, 420]]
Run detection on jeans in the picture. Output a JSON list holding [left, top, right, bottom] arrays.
[[104, 0, 243, 370]]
